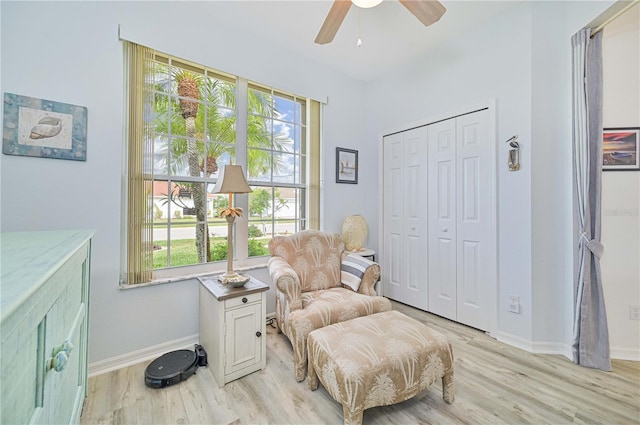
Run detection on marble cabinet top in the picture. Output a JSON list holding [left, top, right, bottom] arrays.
[[1, 230, 94, 323]]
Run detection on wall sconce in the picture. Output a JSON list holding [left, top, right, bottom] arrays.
[[506, 135, 520, 171]]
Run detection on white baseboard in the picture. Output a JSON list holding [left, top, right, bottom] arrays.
[[610, 346, 640, 361], [495, 331, 535, 352], [531, 341, 572, 359], [88, 334, 199, 378], [494, 332, 638, 362], [496, 332, 572, 360]]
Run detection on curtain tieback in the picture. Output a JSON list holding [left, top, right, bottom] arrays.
[[580, 231, 604, 258]]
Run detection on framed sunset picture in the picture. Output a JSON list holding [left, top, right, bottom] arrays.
[[603, 128, 639, 171]]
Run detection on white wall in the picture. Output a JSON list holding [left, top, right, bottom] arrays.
[[368, 2, 535, 341], [2, 0, 628, 369], [529, 0, 619, 351], [0, 1, 369, 365], [367, 0, 614, 348], [601, 4, 640, 360]]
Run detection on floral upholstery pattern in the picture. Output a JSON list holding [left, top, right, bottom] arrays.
[[307, 311, 455, 425], [268, 230, 392, 381]]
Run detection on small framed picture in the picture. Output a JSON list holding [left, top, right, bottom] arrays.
[[336, 147, 358, 184], [2, 92, 88, 161], [603, 128, 639, 171]]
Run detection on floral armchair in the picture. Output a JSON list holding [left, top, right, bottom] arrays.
[[267, 230, 392, 381]]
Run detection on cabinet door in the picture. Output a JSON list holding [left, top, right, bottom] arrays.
[[224, 303, 262, 375], [37, 258, 86, 425]]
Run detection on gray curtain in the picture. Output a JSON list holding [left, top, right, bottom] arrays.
[[571, 28, 611, 371]]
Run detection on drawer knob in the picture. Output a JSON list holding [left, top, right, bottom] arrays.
[[242, 297, 248, 303], [47, 339, 74, 372], [256, 331, 262, 338]]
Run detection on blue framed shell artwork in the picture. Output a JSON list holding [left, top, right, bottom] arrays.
[[2, 93, 88, 161]]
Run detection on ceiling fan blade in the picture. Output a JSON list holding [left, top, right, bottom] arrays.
[[399, 0, 446, 26], [315, 0, 352, 45]]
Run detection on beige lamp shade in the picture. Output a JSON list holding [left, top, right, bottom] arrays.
[[212, 165, 252, 194]]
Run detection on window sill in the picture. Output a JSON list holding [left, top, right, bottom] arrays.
[[119, 262, 269, 290]]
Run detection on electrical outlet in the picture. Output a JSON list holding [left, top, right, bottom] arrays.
[[630, 305, 640, 320], [509, 295, 521, 314]]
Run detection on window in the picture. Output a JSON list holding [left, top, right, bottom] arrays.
[[123, 41, 320, 284]]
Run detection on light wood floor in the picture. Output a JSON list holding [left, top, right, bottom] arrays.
[[80, 301, 640, 424]]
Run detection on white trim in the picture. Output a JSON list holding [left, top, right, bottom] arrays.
[[610, 346, 640, 361], [376, 131, 384, 297], [495, 331, 535, 352], [119, 262, 269, 289], [494, 333, 639, 362], [495, 332, 574, 358], [380, 100, 496, 138], [88, 334, 199, 377], [531, 341, 573, 360]]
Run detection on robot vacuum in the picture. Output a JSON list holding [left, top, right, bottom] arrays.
[[145, 344, 208, 388]]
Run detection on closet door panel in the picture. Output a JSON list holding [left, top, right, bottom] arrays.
[[428, 119, 457, 319], [403, 128, 428, 309], [383, 134, 404, 301], [456, 110, 492, 330]]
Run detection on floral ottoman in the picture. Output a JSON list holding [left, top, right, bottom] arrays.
[[307, 310, 455, 425]]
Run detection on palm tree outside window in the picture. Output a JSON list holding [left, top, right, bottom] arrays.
[[123, 42, 320, 284]]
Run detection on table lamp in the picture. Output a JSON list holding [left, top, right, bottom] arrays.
[[211, 164, 252, 282]]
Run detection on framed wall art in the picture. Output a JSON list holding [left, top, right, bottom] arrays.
[[2, 92, 88, 161], [603, 128, 639, 171], [336, 147, 358, 184]]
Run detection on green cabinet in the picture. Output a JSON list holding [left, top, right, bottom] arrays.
[[1, 230, 93, 425]]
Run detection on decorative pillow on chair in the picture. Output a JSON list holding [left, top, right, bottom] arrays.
[[341, 253, 375, 292]]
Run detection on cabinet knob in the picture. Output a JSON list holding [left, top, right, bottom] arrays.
[[242, 297, 248, 303], [442, 228, 448, 233], [256, 331, 262, 338], [47, 339, 73, 372]]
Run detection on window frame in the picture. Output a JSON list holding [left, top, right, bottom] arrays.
[[122, 44, 319, 285]]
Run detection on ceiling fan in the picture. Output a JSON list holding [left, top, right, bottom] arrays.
[[315, 0, 446, 45]]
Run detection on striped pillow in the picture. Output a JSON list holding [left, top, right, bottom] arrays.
[[341, 253, 374, 292]]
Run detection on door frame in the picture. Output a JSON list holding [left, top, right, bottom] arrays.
[[378, 99, 498, 337]]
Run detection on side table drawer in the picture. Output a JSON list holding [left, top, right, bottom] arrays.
[[225, 292, 261, 309]]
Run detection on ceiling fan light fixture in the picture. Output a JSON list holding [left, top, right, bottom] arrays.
[[352, 0, 383, 9]]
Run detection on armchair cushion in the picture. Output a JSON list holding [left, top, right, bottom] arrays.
[[341, 253, 374, 292], [269, 230, 343, 292]]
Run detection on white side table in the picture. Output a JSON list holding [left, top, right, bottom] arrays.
[[352, 248, 376, 262], [198, 275, 269, 387]]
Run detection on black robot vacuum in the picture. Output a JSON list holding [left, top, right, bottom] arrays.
[[145, 344, 208, 388]]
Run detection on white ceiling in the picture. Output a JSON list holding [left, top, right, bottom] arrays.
[[212, 1, 521, 82]]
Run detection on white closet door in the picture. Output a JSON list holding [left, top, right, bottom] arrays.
[[403, 127, 428, 310], [427, 118, 457, 320], [456, 110, 492, 331], [383, 132, 405, 303], [383, 128, 428, 309]]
